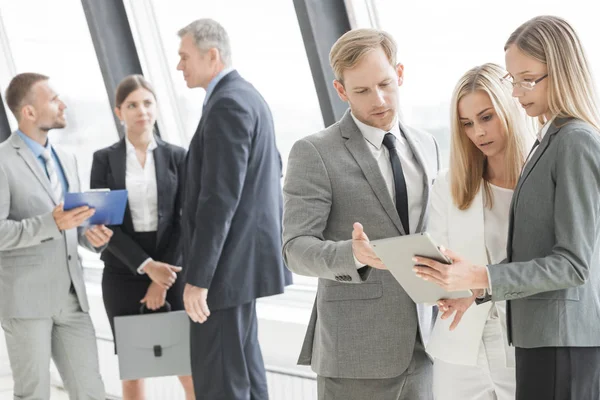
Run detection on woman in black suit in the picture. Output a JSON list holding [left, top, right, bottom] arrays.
[[90, 75, 194, 400]]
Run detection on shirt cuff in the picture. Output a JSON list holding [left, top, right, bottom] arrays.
[[477, 266, 493, 298], [137, 258, 153, 275], [353, 253, 366, 269]]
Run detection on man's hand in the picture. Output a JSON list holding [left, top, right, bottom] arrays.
[[53, 203, 95, 231], [184, 284, 210, 323], [140, 282, 167, 311], [413, 247, 489, 291], [144, 261, 182, 289], [84, 225, 113, 247], [437, 292, 479, 331], [352, 222, 386, 269]]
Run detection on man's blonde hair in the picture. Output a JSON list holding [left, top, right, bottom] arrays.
[[329, 28, 397, 83]]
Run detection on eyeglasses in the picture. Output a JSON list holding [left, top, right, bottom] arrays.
[[501, 73, 548, 91]]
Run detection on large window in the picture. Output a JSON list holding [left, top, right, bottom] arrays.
[[0, 0, 120, 271], [0, 0, 119, 189], [143, 0, 325, 174], [372, 1, 600, 165], [126, 0, 326, 288]]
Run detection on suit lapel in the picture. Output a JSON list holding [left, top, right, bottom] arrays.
[[10, 133, 57, 204], [108, 139, 135, 231], [341, 111, 406, 235], [398, 119, 430, 232], [153, 138, 171, 244], [450, 185, 487, 263], [507, 119, 564, 260], [108, 139, 127, 190], [53, 147, 76, 193]]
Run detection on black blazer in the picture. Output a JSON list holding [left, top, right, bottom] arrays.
[[182, 70, 292, 310], [90, 136, 186, 275]]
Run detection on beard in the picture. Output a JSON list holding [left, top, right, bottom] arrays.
[[39, 119, 66, 132]]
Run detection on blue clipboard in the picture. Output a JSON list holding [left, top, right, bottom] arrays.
[[64, 189, 128, 226]]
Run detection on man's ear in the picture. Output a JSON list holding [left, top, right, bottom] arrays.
[[21, 104, 36, 121], [396, 63, 405, 86], [333, 79, 349, 102]]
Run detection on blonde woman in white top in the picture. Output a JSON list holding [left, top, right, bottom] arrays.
[[426, 63, 532, 400]]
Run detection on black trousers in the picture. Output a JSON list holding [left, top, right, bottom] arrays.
[[515, 346, 600, 400], [190, 300, 268, 400]]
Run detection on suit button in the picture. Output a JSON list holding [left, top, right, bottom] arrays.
[[335, 276, 342, 281], [68, 255, 72, 261]]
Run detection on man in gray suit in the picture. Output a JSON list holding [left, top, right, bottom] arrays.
[[0, 73, 112, 399], [283, 29, 440, 399]]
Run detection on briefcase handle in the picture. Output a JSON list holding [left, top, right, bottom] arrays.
[[139, 301, 172, 315]]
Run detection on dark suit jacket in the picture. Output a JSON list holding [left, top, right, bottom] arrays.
[[182, 70, 292, 310], [90, 136, 186, 275]]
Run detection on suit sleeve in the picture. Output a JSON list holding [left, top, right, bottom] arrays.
[[184, 100, 253, 288], [0, 163, 62, 250], [161, 148, 185, 266], [90, 150, 149, 274], [488, 128, 600, 300], [282, 138, 371, 283]]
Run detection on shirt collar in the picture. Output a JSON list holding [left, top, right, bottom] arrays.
[[538, 117, 556, 142], [204, 67, 235, 105], [16, 129, 51, 158], [125, 136, 158, 154], [350, 112, 401, 149]]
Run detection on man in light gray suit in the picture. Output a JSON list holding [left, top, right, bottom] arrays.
[[0, 73, 113, 399], [283, 29, 440, 399]]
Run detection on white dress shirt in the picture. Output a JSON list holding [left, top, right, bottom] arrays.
[[351, 113, 425, 231], [125, 137, 159, 273], [351, 113, 425, 267]]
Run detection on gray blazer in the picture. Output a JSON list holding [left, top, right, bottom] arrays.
[[0, 132, 100, 319], [486, 118, 600, 348], [282, 110, 441, 379]]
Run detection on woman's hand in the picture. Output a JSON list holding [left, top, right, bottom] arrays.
[[413, 247, 490, 291], [143, 261, 182, 289], [437, 291, 481, 330], [140, 281, 167, 311]]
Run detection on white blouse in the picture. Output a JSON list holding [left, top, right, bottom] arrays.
[[484, 183, 514, 320], [125, 137, 158, 233]]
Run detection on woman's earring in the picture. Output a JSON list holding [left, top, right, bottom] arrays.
[[120, 120, 125, 127]]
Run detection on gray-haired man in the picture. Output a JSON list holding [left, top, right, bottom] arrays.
[[177, 19, 292, 399]]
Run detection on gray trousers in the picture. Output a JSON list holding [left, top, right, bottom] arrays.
[[1, 292, 105, 400], [318, 335, 433, 400]]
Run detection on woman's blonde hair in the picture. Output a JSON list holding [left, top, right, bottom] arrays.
[[505, 15, 600, 130], [450, 63, 530, 210]]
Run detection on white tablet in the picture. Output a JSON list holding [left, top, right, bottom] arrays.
[[371, 232, 472, 303]]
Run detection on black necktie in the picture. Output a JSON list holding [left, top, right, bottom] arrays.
[[382, 133, 410, 234]]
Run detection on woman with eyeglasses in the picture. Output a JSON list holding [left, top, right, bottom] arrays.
[[425, 63, 532, 400], [413, 15, 600, 399]]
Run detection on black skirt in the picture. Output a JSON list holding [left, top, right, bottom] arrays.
[[101, 231, 185, 353]]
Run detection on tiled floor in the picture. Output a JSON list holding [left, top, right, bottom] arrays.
[[0, 375, 69, 399]]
